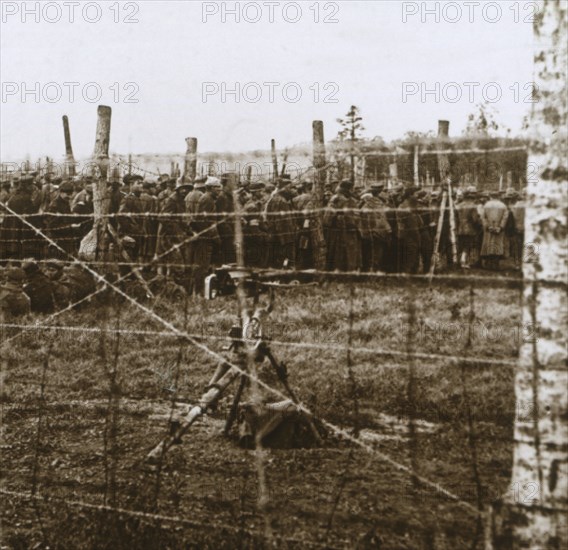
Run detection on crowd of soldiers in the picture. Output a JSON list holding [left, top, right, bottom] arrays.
[[1, 170, 526, 318]]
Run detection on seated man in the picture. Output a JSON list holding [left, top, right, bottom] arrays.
[[0, 267, 31, 319]]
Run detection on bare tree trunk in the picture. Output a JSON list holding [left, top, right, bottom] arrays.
[[487, 1, 567, 548]]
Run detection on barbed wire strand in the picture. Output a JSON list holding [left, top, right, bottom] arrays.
[[0, 488, 349, 549], [1, 202, 485, 517]]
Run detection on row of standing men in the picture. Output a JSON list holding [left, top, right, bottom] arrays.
[[1, 172, 525, 292]]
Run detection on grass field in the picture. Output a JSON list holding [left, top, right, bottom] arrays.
[[1, 277, 522, 549]]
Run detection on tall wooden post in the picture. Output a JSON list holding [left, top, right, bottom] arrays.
[[413, 145, 420, 186], [62, 115, 76, 177], [271, 139, 278, 183], [92, 105, 112, 259], [184, 137, 198, 182], [437, 120, 450, 184], [487, 1, 568, 548], [312, 120, 326, 208]]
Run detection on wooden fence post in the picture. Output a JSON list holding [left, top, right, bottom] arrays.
[[271, 138, 278, 183], [184, 137, 198, 182], [437, 120, 450, 184], [312, 120, 326, 208], [92, 105, 112, 260], [62, 115, 76, 178]]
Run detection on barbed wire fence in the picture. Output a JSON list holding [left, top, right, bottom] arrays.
[[0, 179, 562, 548]]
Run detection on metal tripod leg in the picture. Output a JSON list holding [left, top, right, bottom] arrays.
[[224, 374, 247, 436]]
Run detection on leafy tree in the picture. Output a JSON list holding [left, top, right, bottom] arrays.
[[336, 105, 365, 184], [463, 103, 510, 137]]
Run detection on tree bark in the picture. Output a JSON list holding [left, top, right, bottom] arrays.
[[487, 1, 568, 548]]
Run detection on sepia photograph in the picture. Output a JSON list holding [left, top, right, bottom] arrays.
[[1, 1, 566, 548]]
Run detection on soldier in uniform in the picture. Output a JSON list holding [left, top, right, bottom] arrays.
[[185, 177, 206, 215], [157, 181, 193, 280], [44, 181, 77, 259], [396, 187, 422, 274], [140, 180, 160, 264], [216, 174, 236, 265], [456, 186, 481, 269], [189, 177, 222, 293], [359, 183, 392, 272], [480, 192, 509, 270], [264, 178, 297, 269], [118, 179, 145, 260], [324, 180, 361, 271], [416, 190, 435, 273], [0, 176, 39, 261], [22, 259, 56, 313], [243, 182, 269, 268], [292, 180, 326, 270], [59, 263, 95, 306], [0, 267, 31, 319]]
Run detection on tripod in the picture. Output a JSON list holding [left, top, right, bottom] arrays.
[[146, 305, 322, 464]]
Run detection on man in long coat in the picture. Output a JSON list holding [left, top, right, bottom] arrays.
[[292, 180, 326, 270], [324, 180, 361, 272], [456, 187, 481, 269], [1, 177, 39, 261], [44, 181, 77, 259], [396, 187, 422, 274], [480, 192, 509, 270], [189, 177, 222, 293], [359, 183, 392, 272], [263, 179, 296, 269]]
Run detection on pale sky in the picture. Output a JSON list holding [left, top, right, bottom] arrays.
[[1, 0, 535, 162]]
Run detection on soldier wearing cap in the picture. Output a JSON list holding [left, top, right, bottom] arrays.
[[185, 177, 206, 215], [456, 186, 481, 269], [396, 186, 422, 274], [60, 263, 96, 305], [156, 180, 193, 279], [0, 267, 31, 319], [243, 182, 269, 268], [0, 175, 39, 261], [118, 179, 146, 259], [324, 180, 361, 271], [22, 259, 56, 313], [263, 178, 297, 269], [359, 183, 392, 272], [292, 179, 326, 270], [188, 177, 222, 293], [139, 180, 160, 263], [44, 181, 77, 259], [216, 174, 236, 265]]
